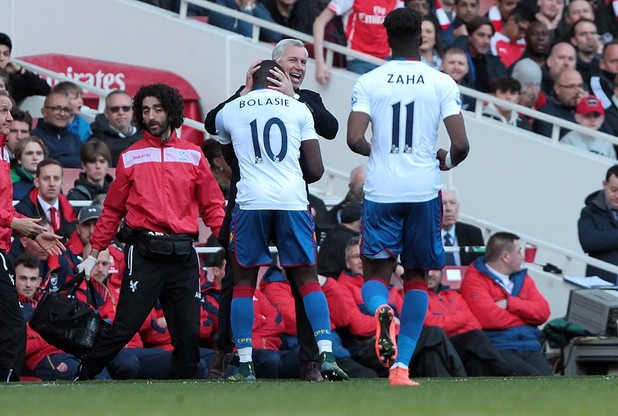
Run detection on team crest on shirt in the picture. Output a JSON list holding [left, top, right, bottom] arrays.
[[456, 92, 462, 107], [56, 362, 68, 373], [129, 280, 139, 293], [351, 91, 358, 106]]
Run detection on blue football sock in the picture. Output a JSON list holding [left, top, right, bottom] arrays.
[[231, 296, 254, 351], [303, 290, 332, 344], [361, 279, 390, 315], [396, 289, 429, 367]]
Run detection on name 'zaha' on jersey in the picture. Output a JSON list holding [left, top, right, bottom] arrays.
[[386, 74, 425, 85]]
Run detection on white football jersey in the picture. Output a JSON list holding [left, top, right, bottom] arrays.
[[351, 59, 461, 203], [216, 89, 317, 210]]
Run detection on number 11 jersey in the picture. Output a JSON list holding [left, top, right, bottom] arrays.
[[351, 60, 462, 203]]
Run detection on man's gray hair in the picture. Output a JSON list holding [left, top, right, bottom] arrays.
[[272, 39, 307, 62]]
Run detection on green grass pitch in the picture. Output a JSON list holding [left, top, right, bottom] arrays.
[[2, 377, 617, 416]]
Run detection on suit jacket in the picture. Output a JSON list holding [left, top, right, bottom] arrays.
[[454, 222, 485, 266]]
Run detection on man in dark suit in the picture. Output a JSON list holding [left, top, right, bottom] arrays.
[[442, 189, 484, 266]]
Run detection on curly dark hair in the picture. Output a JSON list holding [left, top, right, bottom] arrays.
[[133, 83, 184, 130], [383, 8, 423, 51]]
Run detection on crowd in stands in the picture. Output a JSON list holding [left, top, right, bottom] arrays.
[[6, 0, 618, 380]]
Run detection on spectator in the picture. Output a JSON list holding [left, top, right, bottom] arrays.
[[589, 41, 618, 107], [441, 0, 481, 49], [66, 205, 102, 262], [570, 19, 602, 85], [324, 164, 365, 226], [534, 67, 586, 138], [31, 92, 82, 168], [460, 232, 552, 376], [425, 269, 516, 376], [483, 76, 532, 130], [555, 0, 595, 42], [541, 42, 576, 97], [487, 0, 521, 33], [602, 73, 618, 133], [312, 0, 400, 83], [561, 95, 615, 158], [207, 0, 283, 43], [405, 0, 430, 17], [420, 17, 443, 70], [4, 109, 32, 162], [201, 138, 232, 199], [15, 158, 76, 239], [490, 6, 532, 68], [535, 0, 564, 33], [52, 81, 92, 142], [262, 0, 317, 35], [465, 16, 508, 93], [0, 33, 51, 105], [14, 252, 81, 381], [11, 136, 48, 201], [14, 219, 75, 293], [441, 46, 476, 111], [317, 202, 361, 278], [512, 20, 550, 68], [578, 165, 618, 284], [511, 58, 543, 111], [89, 90, 143, 168], [66, 140, 113, 203], [0, 68, 8, 92], [441, 188, 484, 266]]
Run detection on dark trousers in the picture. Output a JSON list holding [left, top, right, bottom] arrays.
[[498, 349, 553, 376], [215, 252, 319, 363], [0, 251, 26, 382], [82, 245, 201, 379], [409, 326, 467, 378], [33, 353, 80, 381], [450, 330, 516, 376], [108, 348, 173, 380]]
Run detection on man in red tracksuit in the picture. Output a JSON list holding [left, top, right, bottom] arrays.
[[0, 90, 64, 382], [76, 84, 225, 380]]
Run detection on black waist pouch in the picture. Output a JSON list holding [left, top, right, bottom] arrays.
[[132, 230, 195, 259]]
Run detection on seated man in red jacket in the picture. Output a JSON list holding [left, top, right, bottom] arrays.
[[15, 252, 81, 381], [460, 231, 553, 376], [260, 263, 377, 379], [426, 269, 515, 376]]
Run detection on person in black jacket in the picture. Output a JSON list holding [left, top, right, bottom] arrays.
[[66, 140, 114, 205], [204, 38, 339, 382], [0, 33, 51, 105], [464, 16, 508, 93], [578, 165, 618, 284], [88, 90, 143, 168], [317, 202, 361, 278], [442, 189, 485, 266]]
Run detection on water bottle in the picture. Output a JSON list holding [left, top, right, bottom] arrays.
[[81, 313, 100, 347]]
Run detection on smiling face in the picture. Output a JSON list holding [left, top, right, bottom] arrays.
[[420, 20, 437, 53], [274, 44, 307, 90], [441, 50, 469, 83]]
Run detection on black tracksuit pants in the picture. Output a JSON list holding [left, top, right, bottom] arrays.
[[0, 250, 26, 381], [82, 244, 201, 379]]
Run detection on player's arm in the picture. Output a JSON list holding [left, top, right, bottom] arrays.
[[437, 113, 469, 171], [347, 111, 371, 157], [300, 139, 324, 184]]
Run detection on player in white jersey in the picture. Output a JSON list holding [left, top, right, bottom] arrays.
[[215, 60, 348, 382], [347, 8, 470, 386]]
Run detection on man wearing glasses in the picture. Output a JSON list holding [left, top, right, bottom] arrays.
[[31, 92, 82, 168], [89, 90, 143, 167]]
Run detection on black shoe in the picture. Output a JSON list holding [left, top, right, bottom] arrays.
[[207, 351, 234, 380], [320, 352, 349, 381], [74, 363, 94, 381], [299, 361, 324, 382]]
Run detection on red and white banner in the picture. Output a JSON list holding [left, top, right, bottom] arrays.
[[19, 54, 205, 145]]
